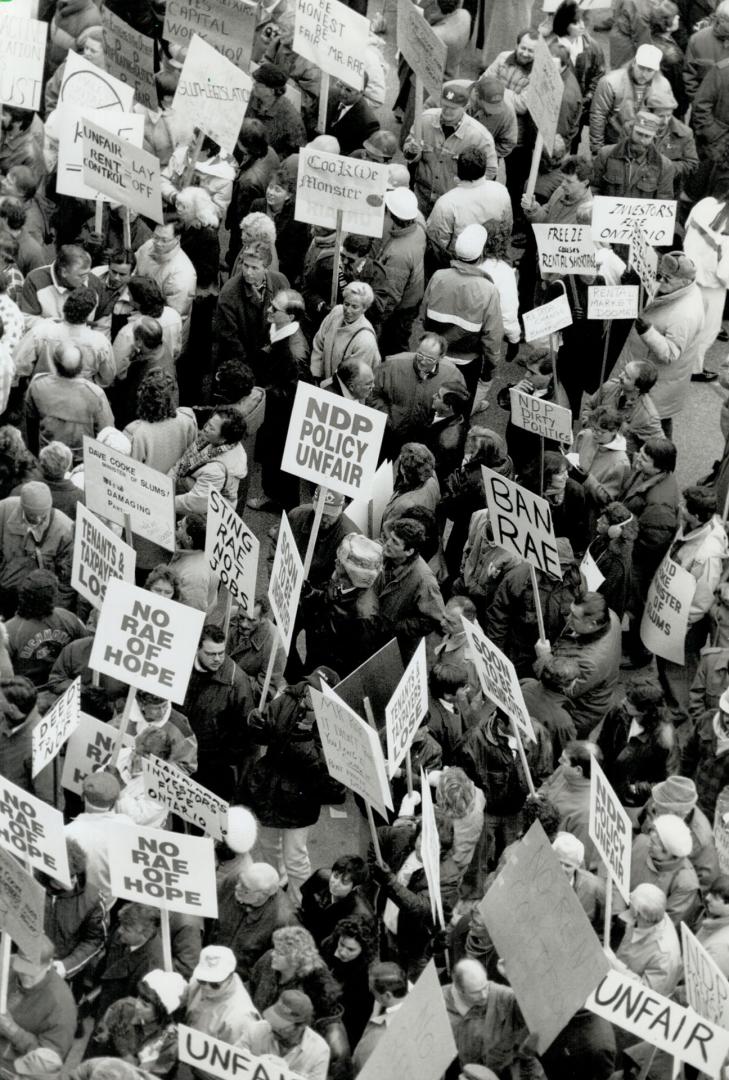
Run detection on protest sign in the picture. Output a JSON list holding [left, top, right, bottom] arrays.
[[481, 820, 609, 1053], [0, 14, 47, 112], [312, 683, 392, 817], [62, 712, 134, 796], [0, 777, 70, 886], [111, 824, 217, 917], [640, 553, 696, 665], [587, 970, 729, 1076], [629, 220, 659, 301], [295, 147, 389, 239], [0, 848, 45, 961], [681, 923, 729, 1032], [84, 436, 176, 550], [524, 35, 564, 154], [173, 35, 251, 156], [282, 383, 386, 500], [101, 8, 157, 111], [508, 388, 573, 444], [532, 223, 597, 276], [591, 196, 676, 246], [268, 512, 305, 654], [205, 491, 259, 616], [580, 549, 605, 592], [90, 580, 205, 704], [460, 616, 535, 742], [82, 116, 163, 224], [587, 285, 640, 321], [589, 757, 631, 902], [716, 803, 729, 873], [294, 0, 369, 89], [335, 638, 405, 727], [420, 770, 444, 928], [396, 0, 446, 99], [72, 502, 136, 610], [178, 1025, 305, 1080], [142, 756, 228, 842], [345, 459, 394, 537], [57, 108, 144, 201], [164, 0, 257, 70], [32, 679, 81, 779], [358, 961, 456, 1080], [482, 466, 562, 578], [385, 639, 428, 776], [522, 292, 573, 342], [58, 48, 135, 110]]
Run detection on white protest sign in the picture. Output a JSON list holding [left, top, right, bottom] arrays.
[[142, 756, 228, 842], [0, 14, 46, 111], [522, 292, 573, 343], [587, 970, 729, 1076], [294, 0, 369, 89], [482, 466, 562, 578], [282, 382, 386, 500], [205, 490, 259, 616], [295, 147, 389, 239], [110, 823, 218, 917], [57, 108, 144, 201], [0, 847, 45, 961], [640, 553, 696, 665], [508, 388, 573, 444], [90, 580, 205, 704], [311, 683, 393, 818], [62, 712, 134, 796], [82, 116, 163, 224], [58, 49, 135, 110], [716, 807, 729, 874], [164, 0, 257, 70], [396, 0, 446, 98], [385, 639, 428, 777], [268, 511, 304, 654], [345, 458, 395, 537], [681, 923, 729, 1033], [588, 756, 631, 902], [72, 503, 136, 610], [580, 549, 605, 592], [32, 679, 82, 778], [460, 615, 536, 742], [0, 776, 70, 886], [178, 1025, 305, 1080], [83, 436, 176, 551], [173, 35, 251, 156], [532, 224, 597, 276], [420, 769, 444, 928], [101, 8, 157, 111], [587, 285, 640, 321], [591, 196, 677, 246], [629, 220, 659, 301], [524, 35, 564, 154]]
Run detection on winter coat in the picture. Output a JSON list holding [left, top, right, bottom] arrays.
[[249, 197, 309, 287], [696, 914, 729, 979], [0, 499, 74, 609], [0, 709, 53, 805], [214, 269, 290, 370], [558, 65, 584, 148], [572, 35, 607, 107], [519, 680, 577, 765], [445, 982, 531, 1077], [692, 54, 729, 162], [256, 325, 311, 466], [630, 833, 701, 927], [419, 261, 504, 380], [250, 949, 343, 1022], [372, 353, 466, 443], [592, 139, 676, 201], [212, 875, 299, 982], [289, 508, 359, 589], [440, 451, 514, 575], [574, 429, 632, 507], [301, 872, 375, 947], [403, 110, 498, 213], [375, 555, 446, 659], [615, 914, 682, 994], [683, 197, 729, 290], [0, 969, 76, 1066], [426, 179, 513, 263], [454, 718, 546, 815], [303, 580, 389, 679], [588, 534, 634, 618], [310, 308, 380, 381], [673, 515, 729, 622], [584, 379, 663, 451], [24, 373, 114, 464], [180, 657, 256, 773], [378, 222, 427, 320], [161, 149, 235, 219], [597, 703, 679, 805], [681, 708, 729, 818], [547, 611, 623, 736], [589, 66, 674, 152], [656, 117, 699, 192], [44, 875, 108, 978], [620, 469, 680, 593], [684, 25, 729, 100], [540, 1008, 615, 1080], [7, 607, 86, 688], [689, 645, 729, 720], [95, 932, 164, 1020], [246, 95, 307, 159], [539, 766, 598, 867]]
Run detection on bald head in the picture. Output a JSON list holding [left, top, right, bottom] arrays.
[[53, 343, 83, 378], [453, 958, 489, 1007], [338, 356, 375, 401], [234, 862, 280, 907]]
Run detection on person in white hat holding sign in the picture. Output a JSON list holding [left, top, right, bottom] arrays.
[[589, 43, 673, 154]]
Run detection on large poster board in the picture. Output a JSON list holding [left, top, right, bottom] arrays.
[[142, 756, 228, 842], [395, 0, 446, 98], [640, 554, 696, 664], [295, 147, 389, 239], [293, 0, 369, 89], [100, 8, 157, 110], [110, 824, 218, 917], [460, 616, 535, 742], [482, 466, 562, 578], [83, 436, 176, 551], [0, 776, 70, 886], [523, 35, 564, 154], [267, 512, 304, 654], [172, 34, 251, 156], [82, 116, 164, 224], [32, 679, 82, 778], [57, 108, 144, 201], [0, 14, 47, 111], [0, 847, 45, 961], [164, 0, 257, 70], [62, 712, 134, 796], [72, 502, 136, 610], [591, 196, 677, 246], [205, 491, 259, 617], [588, 756, 631, 902], [385, 639, 428, 776]]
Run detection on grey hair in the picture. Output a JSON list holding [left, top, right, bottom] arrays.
[[343, 280, 374, 309]]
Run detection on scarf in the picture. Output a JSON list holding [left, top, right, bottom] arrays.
[[168, 436, 236, 482]]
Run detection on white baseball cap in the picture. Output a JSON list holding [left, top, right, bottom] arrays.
[[384, 187, 418, 221], [635, 44, 662, 70]]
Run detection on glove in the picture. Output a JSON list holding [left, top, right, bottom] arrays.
[[505, 340, 520, 363], [634, 316, 651, 335], [370, 861, 393, 886]]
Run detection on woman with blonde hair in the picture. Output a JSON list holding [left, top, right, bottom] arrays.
[[310, 281, 380, 381], [231, 211, 279, 275], [250, 926, 342, 1024]]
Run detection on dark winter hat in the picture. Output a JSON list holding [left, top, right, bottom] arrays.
[[304, 666, 340, 690], [253, 62, 287, 89]]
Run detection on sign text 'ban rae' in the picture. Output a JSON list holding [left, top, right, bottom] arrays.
[[205, 490, 259, 616], [522, 292, 573, 343], [0, 776, 70, 886], [178, 1025, 305, 1080], [508, 388, 573, 444], [32, 678, 82, 778], [90, 580, 204, 704], [72, 502, 136, 610], [591, 195, 677, 246], [173, 34, 251, 156], [83, 436, 176, 551], [0, 847, 45, 961], [482, 467, 562, 578], [295, 147, 389, 239], [268, 511, 304, 654], [386, 639, 429, 776], [142, 756, 228, 842], [111, 824, 218, 917], [294, 0, 369, 89], [588, 756, 631, 902], [460, 616, 535, 742], [312, 684, 392, 818], [62, 712, 134, 796], [640, 553, 696, 665], [82, 116, 163, 224]]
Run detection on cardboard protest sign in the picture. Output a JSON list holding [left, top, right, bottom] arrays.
[[0, 14, 47, 112], [295, 146, 389, 239], [508, 388, 572, 444], [580, 549, 605, 592], [282, 382, 386, 500], [587, 969, 729, 1076], [0, 777, 70, 886], [58, 49, 135, 110], [57, 108, 144, 201], [396, 0, 446, 98], [90, 581, 205, 704], [460, 616, 536, 741], [72, 503, 136, 610], [385, 639, 429, 776], [178, 1025, 305, 1080], [111, 824, 217, 917], [268, 512, 305, 654], [82, 116, 163, 224], [164, 0, 257, 71], [681, 923, 729, 1032], [32, 679, 81, 778], [205, 490, 259, 616], [173, 34, 251, 156], [591, 195, 677, 246], [142, 756, 228, 842], [83, 436, 176, 551], [294, 0, 369, 89], [629, 221, 659, 301], [335, 638, 405, 727], [62, 712, 134, 796], [587, 285, 640, 321], [522, 292, 573, 342], [482, 466, 562, 578], [481, 820, 609, 1053], [312, 683, 393, 818], [640, 553, 696, 664], [101, 8, 157, 111], [588, 757, 631, 902], [524, 35, 564, 154], [357, 961, 457, 1080], [420, 769, 444, 928], [346, 459, 395, 536], [532, 224, 597, 276], [0, 848, 45, 961]]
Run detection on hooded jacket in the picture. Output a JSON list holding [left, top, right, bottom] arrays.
[[674, 515, 729, 622]]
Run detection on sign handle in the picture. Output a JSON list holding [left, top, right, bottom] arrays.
[[181, 128, 205, 188], [366, 499, 374, 540], [302, 487, 327, 579], [598, 322, 612, 389], [110, 685, 137, 769], [510, 715, 536, 797], [362, 695, 385, 866], [638, 1045, 659, 1080], [258, 626, 280, 709], [318, 73, 330, 135], [123, 512, 133, 548], [122, 208, 132, 264], [405, 749, 414, 797], [330, 210, 344, 310], [528, 563, 547, 644], [160, 907, 173, 972], [221, 586, 233, 642], [413, 74, 424, 143], [539, 435, 545, 497], [91, 670, 100, 687], [603, 871, 613, 949], [94, 198, 104, 237], [0, 931, 10, 1014], [524, 132, 544, 202], [722, 482, 729, 525]]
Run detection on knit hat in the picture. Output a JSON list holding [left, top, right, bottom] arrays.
[[651, 776, 698, 818], [644, 84, 678, 112], [141, 970, 187, 1016], [363, 130, 398, 162], [634, 43, 662, 69], [659, 251, 696, 282], [387, 163, 412, 189], [552, 831, 585, 868], [476, 76, 504, 105], [82, 771, 121, 808], [385, 187, 418, 221], [337, 533, 383, 589], [193, 946, 237, 983], [455, 223, 487, 261], [20, 481, 52, 515], [632, 110, 661, 135], [653, 813, 693, 858], [265, 989, 314, 1029], [441, 81, 470, 106], [253, 62, 287, 89]]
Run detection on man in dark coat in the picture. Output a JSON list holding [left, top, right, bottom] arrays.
[[376, 517, 446, 661], [246, 62, 307, 159], [91, 904, 163, 1026], [325, 76, 380, 155], [213, 243, 288, 373], [592, 110, 676, 199], [212, 861, 299, 981]]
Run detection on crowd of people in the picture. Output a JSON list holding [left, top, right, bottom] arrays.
[[2, 0, 729, 1079]]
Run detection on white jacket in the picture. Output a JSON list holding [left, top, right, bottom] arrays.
[[675, 515, 729, 623], [683, 197, 729, 291]]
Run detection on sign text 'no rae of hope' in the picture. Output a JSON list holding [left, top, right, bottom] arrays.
[[111, 824, 217, 917]]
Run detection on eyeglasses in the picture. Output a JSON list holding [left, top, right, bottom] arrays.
[[415, 352, 438, 367]]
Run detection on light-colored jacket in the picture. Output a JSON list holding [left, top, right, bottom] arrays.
[[134, 241, 197, 348], [426, 178, 513, 258], [615, 914, 682, 995], [160, 148, 236, 219], [404, 110, 498, 213], [173, 444, 248, 517], [683, 197, 729, 290], [674, 515, 729, 623], [310, 308, 380, 381], [589, 65, 673, 152]]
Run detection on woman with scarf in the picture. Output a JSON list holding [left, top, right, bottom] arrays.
[[551, 1, 606, 150], [682, 186, 729, 381], [310, 281, 380, 383], [168, 405, 248, 518]]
